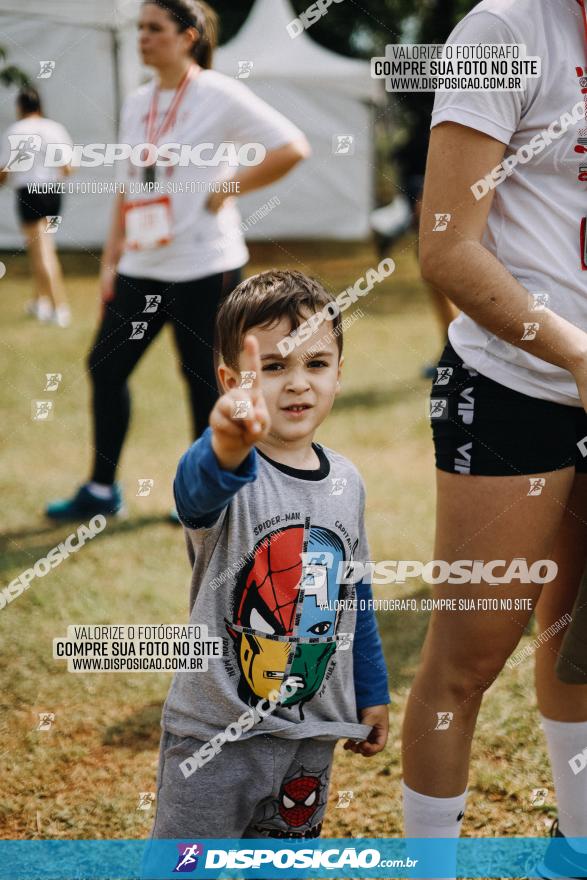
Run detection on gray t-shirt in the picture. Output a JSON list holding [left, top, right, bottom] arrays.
[[163, 444, 372, 742]]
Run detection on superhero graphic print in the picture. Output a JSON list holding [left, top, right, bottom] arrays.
[[225, 522, 346, 715], [252, 764, 330, 838]]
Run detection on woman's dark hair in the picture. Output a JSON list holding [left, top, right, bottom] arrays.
[[145, 0, 218, 69], [17, 86, 43, 116]]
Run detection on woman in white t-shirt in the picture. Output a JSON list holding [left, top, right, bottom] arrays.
[[0, 87, 72, 326], [46, 0, 309, 521], [401, 0, 587, 867]]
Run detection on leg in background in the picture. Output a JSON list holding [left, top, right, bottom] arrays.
[[87, 275, 167, 485], [170, 268, 242, 439]]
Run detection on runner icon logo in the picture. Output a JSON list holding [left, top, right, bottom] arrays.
[[173, 843, 203, 873]]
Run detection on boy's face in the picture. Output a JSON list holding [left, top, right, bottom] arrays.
[[222, 312, 342, 447]]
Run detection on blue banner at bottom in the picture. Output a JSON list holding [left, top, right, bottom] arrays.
[[1, 837, 587, 879]]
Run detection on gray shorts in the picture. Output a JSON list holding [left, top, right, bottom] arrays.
[[150, 729, 336, 839]]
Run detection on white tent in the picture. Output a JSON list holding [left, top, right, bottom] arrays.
[[0, 0, 144, 249], [0, 0, 383, 248], [215, 0, 384, 240]]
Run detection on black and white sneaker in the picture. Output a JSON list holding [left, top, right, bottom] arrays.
[[536, 819, 587, 879]]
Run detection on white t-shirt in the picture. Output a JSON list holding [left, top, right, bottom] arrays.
[[0, 116, 72, 189], [116, 69, 303, 282], [432, 0, 587, 406]]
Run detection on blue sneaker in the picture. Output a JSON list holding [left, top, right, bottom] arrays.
[[537, 819, 587, 879], [46, 483, 124, 521]]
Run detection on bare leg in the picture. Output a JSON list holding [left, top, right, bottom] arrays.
[[22, 220, 67, 309], [402, 467, 578, 797]]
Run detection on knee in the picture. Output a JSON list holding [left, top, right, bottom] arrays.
[[431, 652, 507, 703]]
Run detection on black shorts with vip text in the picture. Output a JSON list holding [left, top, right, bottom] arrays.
[[430, 342, 587, 476]]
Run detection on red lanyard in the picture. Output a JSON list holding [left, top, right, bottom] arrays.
[[146, 64, 194, 144]]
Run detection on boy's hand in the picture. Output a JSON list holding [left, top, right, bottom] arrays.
[[343, 705, 389, 757], [210, 335, 271, 472]]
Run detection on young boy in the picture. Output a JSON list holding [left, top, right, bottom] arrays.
[[152, 270, 390, 841]]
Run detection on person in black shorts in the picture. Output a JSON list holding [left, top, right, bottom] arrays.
[[0, 86, 73, 326], [400, 0, 587, 874]]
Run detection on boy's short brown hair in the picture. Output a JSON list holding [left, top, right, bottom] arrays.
[[216, 269, 343, 368]]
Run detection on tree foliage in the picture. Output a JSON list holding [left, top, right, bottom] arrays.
[[211, 0, 478, 56]]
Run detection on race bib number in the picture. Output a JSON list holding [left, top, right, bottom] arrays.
[[124, 196, 172, 251]]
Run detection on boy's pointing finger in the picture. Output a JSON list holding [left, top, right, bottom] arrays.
[[240, 335, 263, 397]]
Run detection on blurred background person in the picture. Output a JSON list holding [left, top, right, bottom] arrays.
[[0, 85, 72, 327], [45, 0, 309, 522]]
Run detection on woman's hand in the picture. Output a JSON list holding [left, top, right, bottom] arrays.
[[205, 190, 234, 214], [343, 705, 389, 757]]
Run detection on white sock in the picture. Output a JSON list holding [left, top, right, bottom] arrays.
[[541, 715, 587, 850], [402, 780, 467, 838], [87, 481, 114, 500]]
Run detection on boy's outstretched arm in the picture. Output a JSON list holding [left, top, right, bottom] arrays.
[[344, 580, 391, 757], [174, 336, 271, 528]]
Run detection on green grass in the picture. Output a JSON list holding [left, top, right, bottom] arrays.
[[0, 238, 548, 840]]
